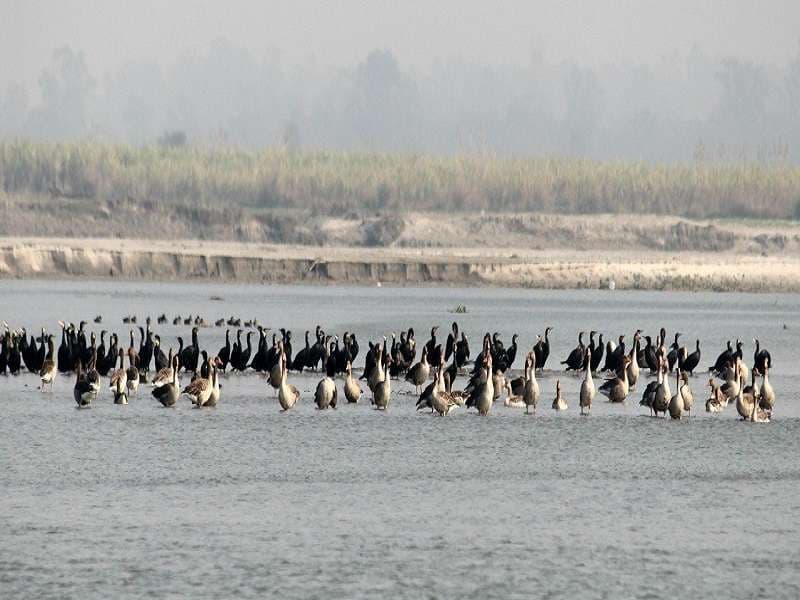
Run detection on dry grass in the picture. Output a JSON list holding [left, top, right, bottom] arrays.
[[2, 140, 800, 219]]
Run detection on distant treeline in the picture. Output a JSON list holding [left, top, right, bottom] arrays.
[[3, 44, 800, 164], [2, 140, 799, 219]]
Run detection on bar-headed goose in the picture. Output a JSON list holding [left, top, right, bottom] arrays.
[[278, 351, 300, 411], [523, 352, 540, 415], [668, 369, 683, 419], [344, 360, 362, 403], [579, 349, 595, 415], [552, 379, 567, 411]]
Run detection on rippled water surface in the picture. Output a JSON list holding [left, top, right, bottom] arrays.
[[1, 281, 799, 599]]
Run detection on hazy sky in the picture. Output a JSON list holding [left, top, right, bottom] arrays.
[[4, 0, 799, 94]]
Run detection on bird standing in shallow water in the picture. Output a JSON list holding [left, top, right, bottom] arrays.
[[523, 352, 540, 415], [344, 360, 362, 404], [373, 356, 391, 411], [315, 358, 338, 410], [406, 345, 431, 394], [152, 355, 180, 407], [73, 361, 94, 408], [39, 335, 57, 392], [552, 379, 567, 411], [580, 349, 595, 416], [109, 349, 128, 405], [278, 351, 300, 411]]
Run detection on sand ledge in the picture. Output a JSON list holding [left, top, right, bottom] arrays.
[[0, 237, 797, 292]]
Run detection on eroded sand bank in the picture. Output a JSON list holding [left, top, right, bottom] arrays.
[[1, 237, 797, 292]]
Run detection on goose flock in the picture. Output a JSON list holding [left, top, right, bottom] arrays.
[[0, 316, 776, 422]]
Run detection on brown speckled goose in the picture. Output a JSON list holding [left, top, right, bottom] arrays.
[[182, 366, 214, 408], [152, 355, 180, 407], [109, 349, 128, 405]]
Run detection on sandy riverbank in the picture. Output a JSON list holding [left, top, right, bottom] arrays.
[[1, 236, 799, 292]]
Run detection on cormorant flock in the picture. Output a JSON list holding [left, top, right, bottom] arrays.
[[0, 315, 775, 422]]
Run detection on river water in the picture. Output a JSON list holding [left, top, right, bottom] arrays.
[[1, 280, 798, 599]]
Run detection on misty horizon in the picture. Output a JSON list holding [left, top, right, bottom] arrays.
[[3, 0, 800, 162]]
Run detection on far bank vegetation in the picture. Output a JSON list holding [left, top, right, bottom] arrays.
[[1, 140, 799, 246]]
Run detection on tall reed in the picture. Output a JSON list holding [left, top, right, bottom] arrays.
[[1, 140, 798, 219]]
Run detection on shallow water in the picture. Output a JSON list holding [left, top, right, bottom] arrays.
[[1, 281, 799, 599]]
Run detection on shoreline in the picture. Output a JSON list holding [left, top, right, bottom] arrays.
[[1, 236, 799, 292]]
